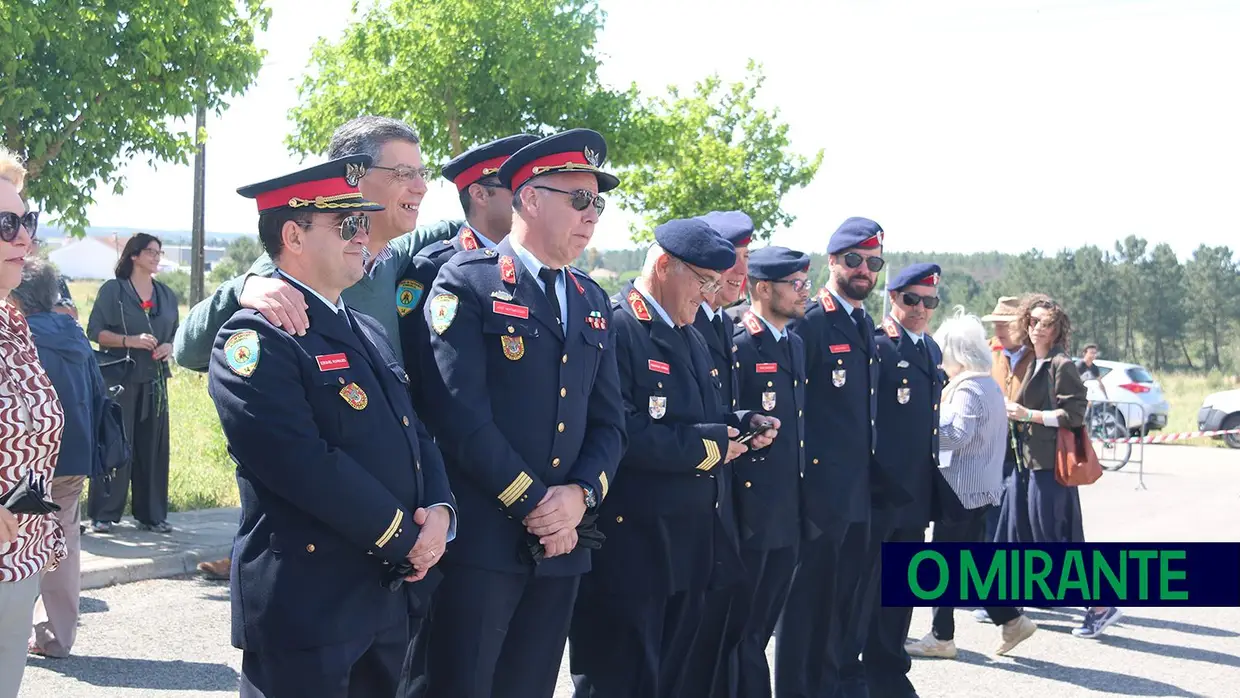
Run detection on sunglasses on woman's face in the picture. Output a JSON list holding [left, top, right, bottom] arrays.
[[902, 292, 940, 309], [842, 252, 884, 273], [0, 211, 38, 243]]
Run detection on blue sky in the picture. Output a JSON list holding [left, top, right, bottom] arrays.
[[80, 0, 1240, 258]]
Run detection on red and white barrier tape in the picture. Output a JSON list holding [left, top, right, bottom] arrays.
[[1094, 428, 1240, 445]]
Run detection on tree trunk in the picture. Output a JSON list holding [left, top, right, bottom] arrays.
[[1180, 337, 1195, 370]]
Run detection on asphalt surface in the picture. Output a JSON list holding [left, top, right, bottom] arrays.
[[18, 445, 1240, 697]]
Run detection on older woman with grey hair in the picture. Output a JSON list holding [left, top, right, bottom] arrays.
[[904, 307, 1038, 659]]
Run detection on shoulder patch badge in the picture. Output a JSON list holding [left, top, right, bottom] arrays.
[[500, 255, 517, 285], [396, 279, 424, 318], [224, 329, 260, 377], [743, 312, 763, 335], [818, 288, 837, 313], [429, 293, 459, 335], [628, 289, 652, 322]]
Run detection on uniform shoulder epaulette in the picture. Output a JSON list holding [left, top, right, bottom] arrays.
[[882, 316, 900, 339], [454, 248, 499, 265], [817, 288, 838, 313], [626, 288, 652, 321], [742, 311, 764, 336]]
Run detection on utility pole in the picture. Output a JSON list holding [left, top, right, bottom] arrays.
[[190, 100, 207, 306]]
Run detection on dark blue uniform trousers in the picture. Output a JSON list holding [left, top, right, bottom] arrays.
[[239, 619, 408, 698], [774, 520, 871, 698], [570, 580, 710, 698], [422, 564, 579, 698], [861, 518, 925, 698], [734, 545, 798, 698]]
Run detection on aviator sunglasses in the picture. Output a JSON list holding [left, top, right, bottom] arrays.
[[842, 252, 884, 273], [305, 214, 370, 241], [901, 292, 940, 310], [533, 186, 606, 215], [0, 211, 38, 243]]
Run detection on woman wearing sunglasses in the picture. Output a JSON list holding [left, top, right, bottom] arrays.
[[0, 147, 67, 698], [86, 233, 179, 535]]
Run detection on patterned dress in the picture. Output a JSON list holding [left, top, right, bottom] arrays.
[[0, 299, 66, 582]]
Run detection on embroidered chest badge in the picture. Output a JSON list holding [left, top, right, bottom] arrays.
[[340, 382, 368, 410], [396, 279, 424, 317], [649, 395, 667, 419], [224, 329, 260, 377], [501, 335, 525, 361], [832, 367, 847, 387], [897, 386, 911, 404], [762, 390, 777, 411]]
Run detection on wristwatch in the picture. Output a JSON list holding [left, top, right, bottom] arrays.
[[575, 482, 597, 510]]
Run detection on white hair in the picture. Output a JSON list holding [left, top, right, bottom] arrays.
[[934, 306, 993, 374], [642, 242, 673, 277]]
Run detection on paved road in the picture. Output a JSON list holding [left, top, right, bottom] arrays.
[[19, 445, 1240, 697]]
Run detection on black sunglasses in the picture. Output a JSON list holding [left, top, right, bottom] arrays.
[[902, 292, 940, 309], [0, 211, 38, 243], [533, 186, 605, 214], [305, 214, 369, 242], [842, 252, 884, 272]]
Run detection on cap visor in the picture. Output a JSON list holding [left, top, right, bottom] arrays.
[[595, 171, 620, 193]]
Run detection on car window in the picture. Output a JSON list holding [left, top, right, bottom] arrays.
[[1094, 366, 1112, 379], [1126, 367, 1154, 383]]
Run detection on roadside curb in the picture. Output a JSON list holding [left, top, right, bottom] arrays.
[[81, 543, 234, 591]]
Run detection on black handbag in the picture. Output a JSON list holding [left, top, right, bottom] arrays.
[[95, 392, 130, 478], [0, 470, 61, 516]]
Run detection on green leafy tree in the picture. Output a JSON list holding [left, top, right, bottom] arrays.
[[209, 235, 265, 285], [287, 0, 635, 162], [1185, 245, 1239, 370], [618, 63, 823, 243], [0, 0, 270, 235]]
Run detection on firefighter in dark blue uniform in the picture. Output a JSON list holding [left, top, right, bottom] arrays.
[[861, 264, 946, 698], [208, 155, 457, 698], [397, 134, 540, 414], [417, 129, 627, 698], [729, 246, 810, 698], [569, 218, 781, 698], [778, 217, 909, 698]]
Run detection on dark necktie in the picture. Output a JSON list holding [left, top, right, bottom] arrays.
[[538, 267, 563, 329], [712, 313, 727, 348], [918, 338, 931, 368], [851, 306, 867, 334]]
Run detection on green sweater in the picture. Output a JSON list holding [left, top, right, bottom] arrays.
[[173, 219, 461, 372]]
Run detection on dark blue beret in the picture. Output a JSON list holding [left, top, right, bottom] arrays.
[[887, 263, 942, 291], [827, 216, 884, 254], [694, 211, 754, 247], [237, 154, 383, 214], [748, 246, 811, 280], [498, 128, 619, 193], [441, 134, 541, 191], [655, 218, 736, 272]]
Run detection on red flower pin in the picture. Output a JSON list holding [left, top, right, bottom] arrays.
[[141, 300, 154, 312]]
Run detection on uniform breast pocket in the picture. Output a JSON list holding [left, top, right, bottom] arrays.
[[580, 328, 606, 393], [482, 315, 538, 364], [316, 369, 370, 439], [633, 368, 668, 420]]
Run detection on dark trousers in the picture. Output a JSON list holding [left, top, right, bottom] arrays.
[[88, 379, 169, 525], [570, 580, 708, 698], [928, 506, 1020, 642], [683, 583, 747, 698], [239, 619, 408, 698], [862, 523, 925, 698], [734, 545, 797, 698], [422, 565, 578, 698], [773, 520, 870, 698]]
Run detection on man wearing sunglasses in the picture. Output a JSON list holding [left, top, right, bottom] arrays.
[[207, 154, 456, 698], [416, 129, 626, 698], [861, 263, 946, 698], [174, 116, 459, 376], [729, 246, 811, 698], [569, 217, 780, 698], [779, 217, 910, 698]]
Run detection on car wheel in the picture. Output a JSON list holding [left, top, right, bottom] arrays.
[[1223, 414, 1240, 450]]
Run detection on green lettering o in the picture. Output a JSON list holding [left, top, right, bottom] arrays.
[[909, 551, 950, 600]]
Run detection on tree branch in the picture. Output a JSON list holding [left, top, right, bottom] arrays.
[[26, 93, 103, 180]]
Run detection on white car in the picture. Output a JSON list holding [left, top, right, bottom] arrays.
[[1077, 359, 1170, 435], [1198, 389, 1240, 449]]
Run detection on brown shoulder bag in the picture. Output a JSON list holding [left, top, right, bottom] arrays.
[[1055, 425, 1103, 487]]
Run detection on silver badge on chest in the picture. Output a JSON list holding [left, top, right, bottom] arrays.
[[762, 390, 777, 411], [649, 395, 667, 419], [832, 368, 847, 387], [897, 386, 910, 404]]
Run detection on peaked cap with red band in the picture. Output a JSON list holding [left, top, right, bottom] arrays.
[[827, 216, 884, 254], [887, 262, 942, 291], [237, 154, 384, 214], [498, 128, 620, 193], [695, 210, 754, 248], [441, 133, 541, 192]]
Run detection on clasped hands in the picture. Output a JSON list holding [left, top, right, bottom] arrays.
[[523, 485, 587, 559], [401, 506, 452, 582]]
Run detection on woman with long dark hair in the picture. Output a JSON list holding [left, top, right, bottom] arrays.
[[86, 233, 179, 534]]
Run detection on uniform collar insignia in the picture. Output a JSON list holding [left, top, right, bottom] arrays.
[[628, 288, 652, 322], [743, 311, 763, 335]]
